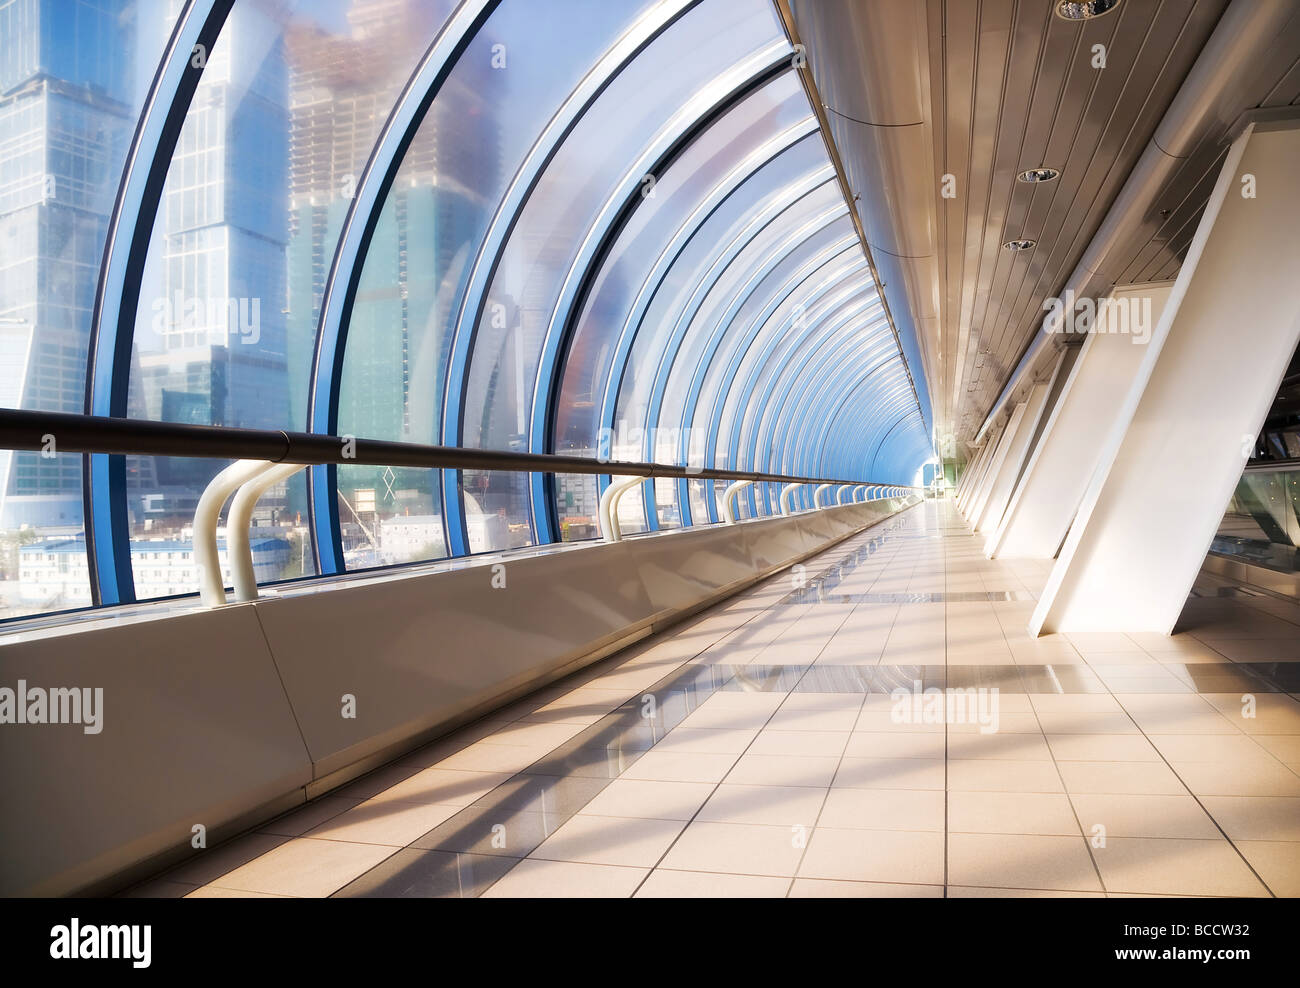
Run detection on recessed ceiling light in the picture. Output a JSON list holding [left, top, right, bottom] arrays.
[[1017, 166, 1060, 183], [1055, 0, 1122, 20], [1003, 239, 1036, 251]]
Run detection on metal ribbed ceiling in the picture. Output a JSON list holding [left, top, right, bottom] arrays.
[[790, 0, 1300, 454]]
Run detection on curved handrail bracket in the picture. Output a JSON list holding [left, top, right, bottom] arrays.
[[722, 479, 755, 524]]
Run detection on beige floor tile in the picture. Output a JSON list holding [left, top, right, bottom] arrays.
[[1064, 632, 1139, 653], [853, 710, 945, 734], [1200, 692, 1300, 735], [799, 828, 945, 885], [530, 814, 684, 868], [818, 787, 945, 832], [434, 742, 545, 774], [789, 878, 943, 897], [1057, 760, 1189, 796], [259, 796, 364, 837], [184, 886, 291, 898], [949, 791, 1080, 836], [369, 768, 513, 807], [677, 693, 784, 731], [1255, 735, 1300, 769], [947, 758, 1063, 793], [1146, 733, 1268, 762], [1045, 734, 1161, 762], [304, 798, 463, 846], [619, 750, 738, 784], [518, 688, 633, 726], [1069, 793, 1220, 839], [946, 732, 1051, 760], [1114, 694, 1241, 735], [653, 727, 759, 755], [725, 752, 841, 788], [1170, 759, 1300, 797], [203, 838, 396, 897], [948, 833, 1102, 892], [1199, 795, 1300, 841], [766, 694, 864, 732], [634, 869, 789, 898], [659, 820, 807, 877], [844, 731, 945, 759], [1235, 840, 1300, 897], [481, 859, 646, 898], [334, 764, 423, 800], [478, 719, 589, 749], [578, 779, 715, 821], [1091, 837, 1269, 897], [748, 730, 849, 757], [834, 756, 945, 790], [160, 832, 290, 887], [1031, 709, 1140, 736], [948, 712, 1045, 734], [696, 783, 826, 828], [946, 886, 1104, 898]]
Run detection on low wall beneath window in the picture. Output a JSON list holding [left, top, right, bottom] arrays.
[[0, 497, 916, 896]]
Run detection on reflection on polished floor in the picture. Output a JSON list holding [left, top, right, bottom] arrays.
[[128, 502, 1300, 898]]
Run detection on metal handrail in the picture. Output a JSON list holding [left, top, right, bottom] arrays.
[[0, 409, 921, 491]]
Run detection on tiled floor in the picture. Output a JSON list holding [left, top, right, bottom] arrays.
[[128, 501, 1300, 898]]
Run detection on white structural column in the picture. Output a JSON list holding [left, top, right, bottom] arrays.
[[963, 405, 1025, 526], [956, 444, 987, 503], [957, 423, 1002, 514], [986, 284, 1174, 559], [971, 375, 1056, 535], [1032, 120, 1300, 635]]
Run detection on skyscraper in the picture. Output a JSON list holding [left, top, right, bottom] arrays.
[[0, 0, 136, 531]]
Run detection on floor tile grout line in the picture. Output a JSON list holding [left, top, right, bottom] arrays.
[[468, 524, 893, 898], [325, 552, 841, 898], [626, 526, 886, 898], [1103, 691, 1280, 899]]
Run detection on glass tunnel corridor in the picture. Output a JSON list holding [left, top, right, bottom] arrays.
[[2, 0, 1300, 931]]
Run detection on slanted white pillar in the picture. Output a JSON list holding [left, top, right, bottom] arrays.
[[957, 425, 1001, 514], [1032, 119, 1300, 635], [986, 284, 1174, 559], [964, 406, 1025, 525], [971, 376, 1056, 535], [956, 446, 984, 502]]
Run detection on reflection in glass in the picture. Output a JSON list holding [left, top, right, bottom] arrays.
[[0, 0, 174, 617]]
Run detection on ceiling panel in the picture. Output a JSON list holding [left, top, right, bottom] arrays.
[[792, 0, 1300, 454]]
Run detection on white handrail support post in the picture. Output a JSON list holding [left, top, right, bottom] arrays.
[[194, 459, 276, 608], [722, 479, 754, 524], [229, 462, 308, 602]]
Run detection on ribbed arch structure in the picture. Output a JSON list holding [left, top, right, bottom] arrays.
[[30, 0, 932, 609]]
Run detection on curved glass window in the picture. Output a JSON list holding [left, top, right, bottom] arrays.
[[455, 0, 791, 552], [687, 220, 860, 472], [604, 136, 834, 532], [119, 0, 456, 594], [0, 0, 177, 617], [338, 0, 658, 565], [0, 0, 937, 620], [550, 71, 815, 540], [717, 246, 865, 470]]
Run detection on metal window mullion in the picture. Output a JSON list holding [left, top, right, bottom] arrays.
[[84, 0, 233, 607], [307, 0, 499, 574]]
